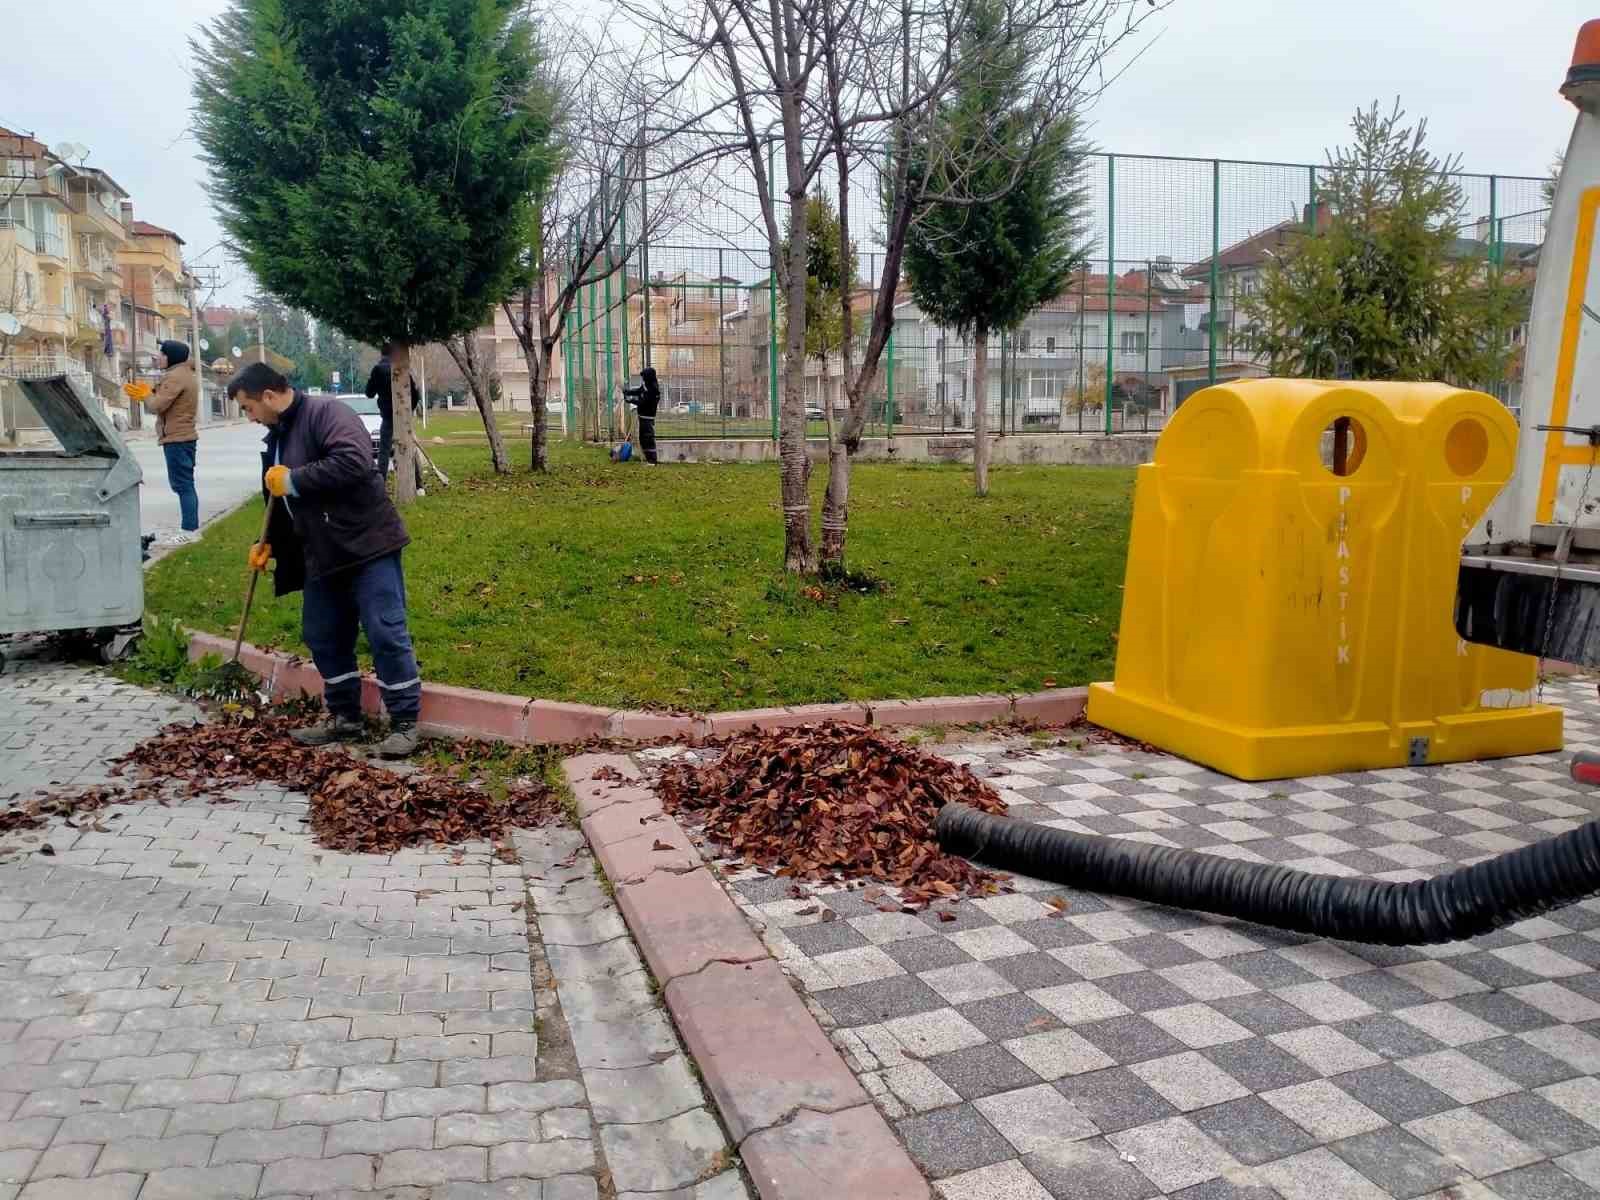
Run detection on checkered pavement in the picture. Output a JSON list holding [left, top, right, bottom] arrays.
[[704, 678, 1600, 1200]]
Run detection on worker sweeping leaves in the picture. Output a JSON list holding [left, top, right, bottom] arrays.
[[228, 361, 423, 758], [621, 366, 661, 465]]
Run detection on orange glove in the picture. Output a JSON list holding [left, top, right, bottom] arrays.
[[122, 381, 152, 401], [264, 465, 292, 497], [247, 543, 271, 572]]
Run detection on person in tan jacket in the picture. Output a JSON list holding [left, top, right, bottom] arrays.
[[126, 340, 201, 543]]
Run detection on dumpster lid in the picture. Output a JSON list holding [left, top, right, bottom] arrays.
[[15, 375, 126, 458]]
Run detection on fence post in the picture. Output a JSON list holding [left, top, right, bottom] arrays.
[[992, 329, 1004, 438], [1144, 258, 1152, 427], [768, 142, 779, 442], [1208, 158, 1220, 387], [589, 275, 601, 440], [563, 271, 575, 442], [1489, 174, 1500, 267], [619, 186, 631, 390], [1308, 164, 1317, 230], [639, 132, 652, 370], [1105, 153, 1115, 435], [886, 316, 896, 441], [1076, 272, 1085, 434], [573, 274, 584, 441], [604, 262, 615, 441], [718, 248, 727, 438]]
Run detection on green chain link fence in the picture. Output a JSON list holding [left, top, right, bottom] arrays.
[[555, 146, 1547, 442]]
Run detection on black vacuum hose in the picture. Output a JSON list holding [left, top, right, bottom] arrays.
[[936, 802, 1600, 946]]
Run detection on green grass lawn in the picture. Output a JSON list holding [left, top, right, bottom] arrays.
[[145, 428, 1134, 711]]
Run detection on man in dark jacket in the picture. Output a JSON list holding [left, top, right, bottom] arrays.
[[229, 361, 423, 757], [365, 343, 425, 491], [620, 366, 661, 464]]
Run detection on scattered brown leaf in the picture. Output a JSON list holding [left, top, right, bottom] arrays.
[[0, 784, 159, 836], [105, 716, 561, 854], [654, 722, 1009, 909]]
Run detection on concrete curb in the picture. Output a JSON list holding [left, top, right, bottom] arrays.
[[185, 632, 1089, 740], [564, 752, 931, 1200]]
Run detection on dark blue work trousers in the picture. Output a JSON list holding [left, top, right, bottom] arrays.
[[301, 552, 422, 723]]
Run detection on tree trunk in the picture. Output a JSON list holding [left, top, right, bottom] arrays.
[[530, 286, 550, 472], [820, 434, 849, 570], [391, 342, 419, 505], [973, 326, 990, 497], [445, 335, 509, 474], [780, 196, 814, 574], [524, 337, 550, 473]]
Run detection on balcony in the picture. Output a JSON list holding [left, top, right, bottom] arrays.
[[7, 173, 69, 204], [73, 236, 118, 283], [29, 229, 67, 266], [0, 353, 93, 388], [68, 193, 126, 240]]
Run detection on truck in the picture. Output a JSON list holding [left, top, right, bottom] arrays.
[[1458, 20, 1600, 670]]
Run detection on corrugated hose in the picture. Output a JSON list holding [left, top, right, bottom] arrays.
[[935, 802, 1600, 946]]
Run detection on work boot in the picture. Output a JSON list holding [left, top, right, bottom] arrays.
[[377, 722, 420, 759], [290, 714, 365, 746]]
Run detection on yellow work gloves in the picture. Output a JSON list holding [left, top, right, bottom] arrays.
[[247, 543, 272, 572], [264, 465, 292, 497], [122, 381, 152, 402]]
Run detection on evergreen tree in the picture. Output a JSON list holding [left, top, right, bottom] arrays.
[[193, 0, 551, 503], [1246, 100, 1521, 387], [780, 193, 860, 412], [900, 0, 1088, 496]]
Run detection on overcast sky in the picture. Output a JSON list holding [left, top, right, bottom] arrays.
[[2, 0, 1582, 304]]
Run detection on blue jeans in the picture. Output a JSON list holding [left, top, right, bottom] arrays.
[[301, 552, 422, 723], [162, 440, 198, 531]]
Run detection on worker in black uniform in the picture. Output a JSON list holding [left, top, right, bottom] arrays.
[[621, 366, 660, 465]]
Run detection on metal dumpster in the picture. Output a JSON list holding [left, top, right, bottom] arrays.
[[0, 375, 143, 668]]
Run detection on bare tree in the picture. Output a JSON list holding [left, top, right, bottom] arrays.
[[498, 22, 683, 472], [619, 0, 1161, 571], [444, 331, 512, 473]]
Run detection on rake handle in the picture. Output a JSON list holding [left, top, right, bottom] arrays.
[[232, 495, 277, 663]]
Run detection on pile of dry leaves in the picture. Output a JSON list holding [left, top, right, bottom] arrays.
[[655, 722, 1009, 908], [110, 717, 561, 854]]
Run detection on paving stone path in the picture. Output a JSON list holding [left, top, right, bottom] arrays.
[[0, 638, 749, 1200], [649, 679, 1600, 1200]]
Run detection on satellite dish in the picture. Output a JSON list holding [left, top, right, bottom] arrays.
[[231, 346, 243, 358], [200, 338, 210, 351], [53, 142, 88, 165], [0, 313, 20, 337]]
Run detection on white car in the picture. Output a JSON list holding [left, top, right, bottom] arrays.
[[335, 393, 384, 458]]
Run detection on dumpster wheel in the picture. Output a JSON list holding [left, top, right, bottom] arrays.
[[96, 627, 141, 666]]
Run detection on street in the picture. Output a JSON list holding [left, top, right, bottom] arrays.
[[129, 419, 266, 542]]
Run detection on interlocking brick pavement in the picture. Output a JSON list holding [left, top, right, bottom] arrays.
[[661, 678, 1600, 1200], [0, 639, 751, 1199]]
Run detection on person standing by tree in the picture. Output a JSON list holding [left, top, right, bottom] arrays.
[[232, 361, 423, 757], [366, 343, 426, 494], [126, 339, 202, 542]]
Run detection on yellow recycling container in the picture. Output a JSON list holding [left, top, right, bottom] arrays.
[[1087, 379, 1563, 781]]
